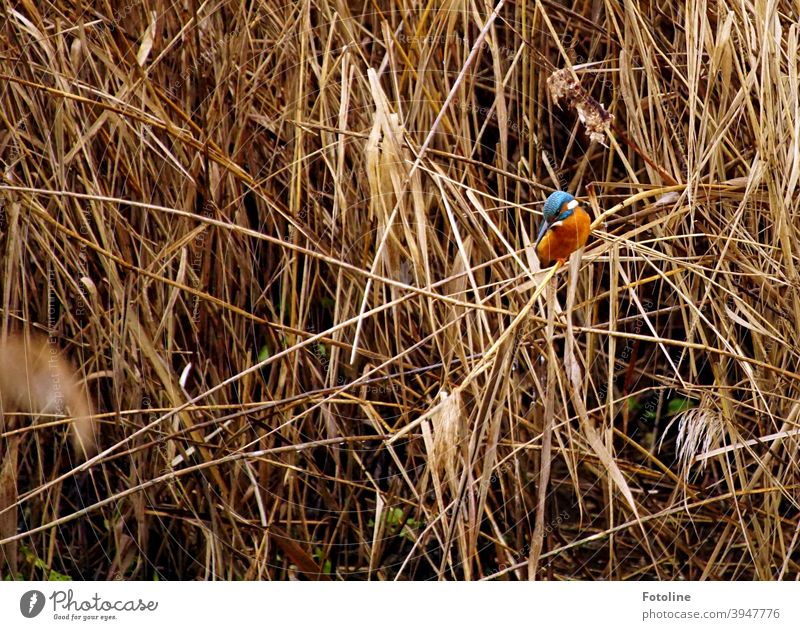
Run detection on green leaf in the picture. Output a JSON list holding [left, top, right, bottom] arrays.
[[20, 546, 72, 580], [312, 547, 333, 574], [667, 397, 694, 416], [386, 507, 403, 526], [48, 569, 72, 581]]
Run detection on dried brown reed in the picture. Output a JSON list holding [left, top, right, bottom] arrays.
[[1, 0, 798, 580]]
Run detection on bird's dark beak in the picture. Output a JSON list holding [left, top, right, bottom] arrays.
[[534, 218, 550, 248]]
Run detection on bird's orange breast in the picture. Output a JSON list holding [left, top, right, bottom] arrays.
[[536, 206, 591, 266]]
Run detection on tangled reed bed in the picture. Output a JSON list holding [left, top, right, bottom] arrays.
[[0, 0, 799, 580]]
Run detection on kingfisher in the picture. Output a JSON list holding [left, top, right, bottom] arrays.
[[534, 191, 591, 266]]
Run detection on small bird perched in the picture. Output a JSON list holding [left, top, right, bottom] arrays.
[[535, 191, 591, 266]]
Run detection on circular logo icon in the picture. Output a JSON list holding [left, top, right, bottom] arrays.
[[20, 590, 46, 618]]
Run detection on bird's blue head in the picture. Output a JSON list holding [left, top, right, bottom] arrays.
[[536, 191, 577, 247], [543, 191, 575, 221]]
